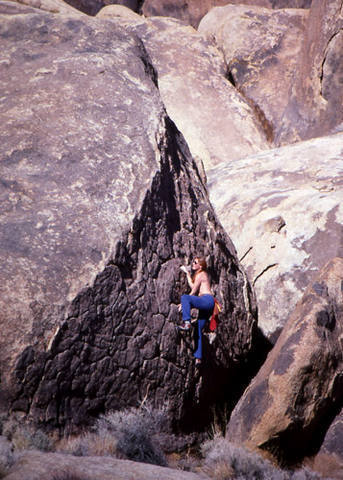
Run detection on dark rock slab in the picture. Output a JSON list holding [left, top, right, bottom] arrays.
[[226, 258, 343, 467], [0, 1, 257, 434]]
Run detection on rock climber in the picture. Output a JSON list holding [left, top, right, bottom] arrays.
[[179, 256, 215, 366]]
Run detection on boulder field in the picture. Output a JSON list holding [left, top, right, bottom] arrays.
[[43, 0, 312, 24], [199, 0, 343, 147], [0, 0, 343, 476], [96, 8, 270, 172]]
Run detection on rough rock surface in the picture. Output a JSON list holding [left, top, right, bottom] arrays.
[[62, 0, 141, 16], [96, 12, 270, 171], [208, 132, 343, 340], [226, 258, 343, 466], [0, 435, 14, 472], [313, 408, 343, 478], [198, 5, 308, 144], [141, 0, 232, 28], [0, 1, 257, 433], [96, 3, 144, 21], [320, 409, 343, 457], [141, 0, 312, 28], [4, 0, 82, 14], [4, 450, 205, 480], [32, 0, 312, 22], [0, 0, 164, 391], [268, 0, 311, 5], [277, 0, 343, 144]]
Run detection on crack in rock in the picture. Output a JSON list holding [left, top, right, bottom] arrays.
[[253, 263, 279, 286]]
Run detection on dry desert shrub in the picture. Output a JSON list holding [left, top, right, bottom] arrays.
[[2, 418, 52, 452], [201, 435, 288, 480], [0, 435, 14, 474], [166, 450, 203, 473], [201, 435, 332, 480], [290, 467, 330, 480], [96, 403, 168, 466], [208, 459, 235, 480], [57, 403, 168, 467], [56, 431, 118, 458]]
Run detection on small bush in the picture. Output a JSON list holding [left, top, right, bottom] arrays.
[[56, 431, 118, 458], [0, 436, 15, 478], [201, 435, 288, 480], [57, 403, 168, 467], [2, 419, 52, 452], [201, 436, 333, 480], [96, 403, 168, 466], [167, 451, 202, 473], [290, 467, 328, 480]]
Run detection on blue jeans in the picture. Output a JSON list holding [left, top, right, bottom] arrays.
[[181, 294, 215, 359]]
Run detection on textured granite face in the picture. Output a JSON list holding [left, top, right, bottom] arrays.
[[0, 1, 163, 378], [96, 10, 270, 173], [199, 4, 309, 144], [312, 409, 343, 478], [320, 409, 343, 457], [226, 258, 343, 466], [0, 1, 258, 433], [277, 0, 343, 144], [207, 132, 343, 340], [141, 0, 312, 28]]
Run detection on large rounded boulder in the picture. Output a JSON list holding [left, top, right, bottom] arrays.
[[142, 0, 312, 28], [226, 258, 343, 466], [0, 1, 257, 433], [208, 132, 343, 340], [199, 4, 309, 144], [277, 0, 343, 144], [311, 409, 343, 479], [96, 10, 270, 172]]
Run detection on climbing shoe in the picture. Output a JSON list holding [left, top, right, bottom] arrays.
[[178, 322, 191, 331]]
